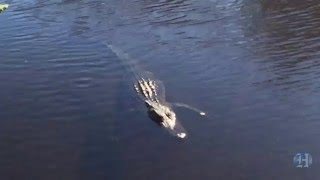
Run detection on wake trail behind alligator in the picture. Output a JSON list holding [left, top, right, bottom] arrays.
[[105, 42, 167, 102]]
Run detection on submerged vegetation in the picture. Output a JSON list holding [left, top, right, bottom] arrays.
[[0, 4, 9, 13]]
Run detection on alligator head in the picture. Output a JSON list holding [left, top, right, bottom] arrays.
[[135, 78, 187, 139], [145, 100, 186, 139]]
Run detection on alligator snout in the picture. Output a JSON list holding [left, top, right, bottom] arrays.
[[145, 100, 187, 139]]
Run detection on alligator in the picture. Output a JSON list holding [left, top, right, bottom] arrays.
[[106, 43, 205, 139]]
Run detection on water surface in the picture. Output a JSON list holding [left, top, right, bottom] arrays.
[[0, 0, 319, 179]]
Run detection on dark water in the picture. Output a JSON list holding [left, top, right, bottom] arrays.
[[1, 0, 320, 179]]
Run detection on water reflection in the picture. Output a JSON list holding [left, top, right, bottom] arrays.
[[241, 0, 320, 92], [1, 0, 320, 179]]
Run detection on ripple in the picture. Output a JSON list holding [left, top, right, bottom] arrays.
[[1, 0, 320, 179], [240, 0, 320, 94], [72, 77, 93, 88]]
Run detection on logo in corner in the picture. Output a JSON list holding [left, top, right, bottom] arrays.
[[293, 153, 312, 168]]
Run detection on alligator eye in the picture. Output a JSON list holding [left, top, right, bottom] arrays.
[[166, 113, 171, 118]]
